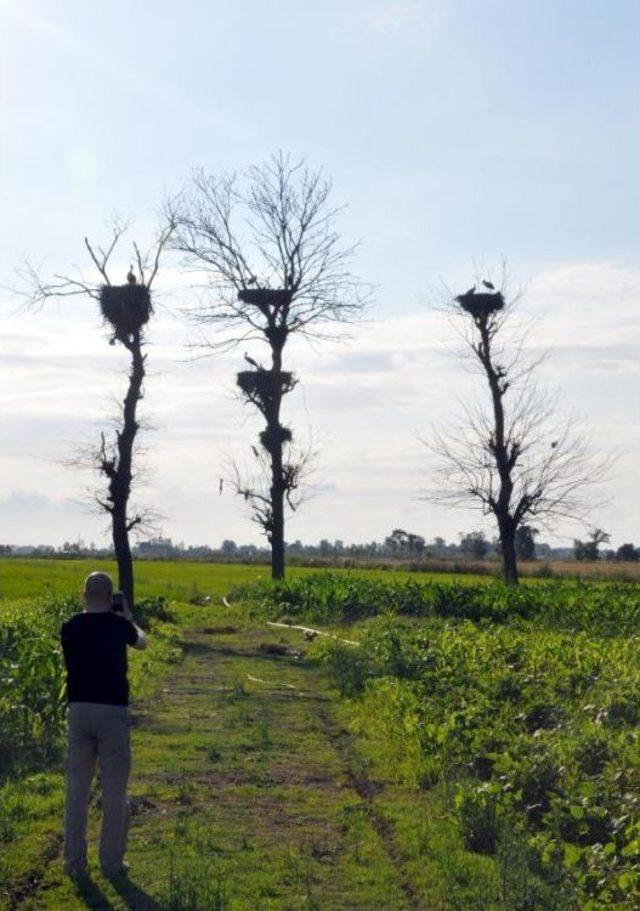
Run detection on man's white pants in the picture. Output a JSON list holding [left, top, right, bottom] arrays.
[[64, 702, 131, 875]]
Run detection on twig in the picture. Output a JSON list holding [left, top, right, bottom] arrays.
[[246, 674, 296, 690]]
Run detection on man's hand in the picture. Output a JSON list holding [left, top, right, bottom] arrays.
[[122, 598, 148, 651]]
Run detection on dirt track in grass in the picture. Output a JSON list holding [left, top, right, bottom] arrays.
[[14, 617, 424, 910]]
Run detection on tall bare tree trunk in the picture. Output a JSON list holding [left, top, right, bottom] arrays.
[[170, 156, 364, 579], [270, 456, 285, 580], [478, 319, 519, 585], [24, 221, 174, 607], [500, 522, 519, 585], [106, 328, 145, 605], [269, 337, 286, 580], [112, 507, 134, 607], [431, 280, 608, 582]]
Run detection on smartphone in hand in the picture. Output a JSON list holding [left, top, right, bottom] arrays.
[[112, 591, 125, 613]]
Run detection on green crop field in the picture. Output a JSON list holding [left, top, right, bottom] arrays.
[[0, 557, 495, 606], [1, 560, 639, 909]]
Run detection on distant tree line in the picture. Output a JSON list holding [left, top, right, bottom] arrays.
[[3, 530, 637, 563]]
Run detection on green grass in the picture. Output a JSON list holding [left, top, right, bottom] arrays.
[[0, 558, 493, 605], [0, 559, 267, 604]]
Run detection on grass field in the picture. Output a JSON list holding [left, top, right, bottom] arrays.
[[0, 558, 495, 605], [2, 558, 636, 608], [1, 559, 639, 909]]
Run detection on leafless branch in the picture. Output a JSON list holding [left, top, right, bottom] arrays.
[[168, 151, 368, 349], [18, 215, 175, 309], [227, 438, 316, 539]]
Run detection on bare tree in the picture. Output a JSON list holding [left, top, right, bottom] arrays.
[[21, 218, 175, 605], [169, 153, 364, 579], [574, 527, 610, 561], [427, 274, 607, 585]]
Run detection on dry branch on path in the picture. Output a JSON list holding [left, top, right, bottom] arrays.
[[266, 620, 359, 646]]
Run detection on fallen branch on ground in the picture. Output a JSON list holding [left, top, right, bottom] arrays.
[[244, 675, 329, 701], [266, 621, 359, 646], [247, 674, 296, 689]]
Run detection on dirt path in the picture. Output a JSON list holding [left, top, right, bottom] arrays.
[[22, 619, 426, 910]]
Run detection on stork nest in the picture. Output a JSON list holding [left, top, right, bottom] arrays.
[[237, 288, 293, 311], [259, 425, 292, 453], [237, 370, 296, 406], [100, 284, 152, 339], [455, 290, 505, 318]]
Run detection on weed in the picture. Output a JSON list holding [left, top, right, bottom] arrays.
[[207, 744, 222, 762], [174, 771, 196, 804], [256, 718, 272, 750], [165, 855, 228, 910], [231, 676, 247, 699], [455, 783, 501, 854]]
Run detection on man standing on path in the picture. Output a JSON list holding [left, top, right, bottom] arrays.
[[61, 571, 147, 878]]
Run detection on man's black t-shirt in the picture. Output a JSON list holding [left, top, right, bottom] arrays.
[[61, 612, 139, 706]]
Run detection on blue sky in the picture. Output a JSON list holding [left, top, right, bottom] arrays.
[[0, 0, 638, 548]]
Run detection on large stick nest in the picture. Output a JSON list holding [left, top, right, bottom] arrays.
[[237, 288, 293, 311], [260, 425, 292, 453], [100, 284, 152, 339], [237, 370, 296, 406], [455, 290, 505, 318]]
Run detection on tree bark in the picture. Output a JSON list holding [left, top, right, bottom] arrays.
[[499, 519, 519, 586], [478, 318, 519, 585], [112, 506, 134, 607], [270, 473, 285, 580], [107, 327, 145, 606], [268, 337, 286, 580]]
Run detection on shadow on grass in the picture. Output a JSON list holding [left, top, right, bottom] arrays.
[[205, 643, 305, 665], [72, 874, 163, 910], [72, 874, 113, 909], [182, 640, 218, 657], [111, 876, 164, 910]]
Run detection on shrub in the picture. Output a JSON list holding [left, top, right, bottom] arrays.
[[455, 783, 501, 854], [135, 595, 175, 624]]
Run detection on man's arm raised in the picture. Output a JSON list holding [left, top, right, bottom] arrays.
[[123, 602, 148, 651]]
